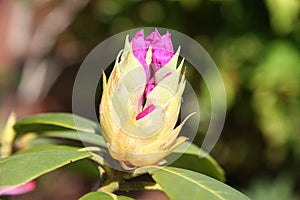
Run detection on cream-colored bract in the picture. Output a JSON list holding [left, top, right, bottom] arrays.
[[99, 35, 194, 169]]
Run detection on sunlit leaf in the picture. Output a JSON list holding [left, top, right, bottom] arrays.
[[150, 166, 250, 200], [167, 142, 225, 181], [14, 113, 99, 134], [0, 145, 91, 186], [42, 130, 106, 147]]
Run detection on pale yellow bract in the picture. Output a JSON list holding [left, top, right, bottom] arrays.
[[100, 35, 194, 169]]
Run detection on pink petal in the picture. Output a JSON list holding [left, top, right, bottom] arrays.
[[136, 104, 155, 120], [131, 29, 150, 80], [152, 49, 174, 71], [138, 77, 155, 111], [130, 29, 175, 107], [160, 31, 173, 53], [149, 30, 174, 72], [145, 28, 161, 45], [0, 181, 36, 196], [145, 77, 156, 96]]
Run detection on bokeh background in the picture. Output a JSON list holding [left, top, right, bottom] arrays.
[[0, 0, 299, 199]]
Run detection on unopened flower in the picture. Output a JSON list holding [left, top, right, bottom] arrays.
[[100, 29, 193, 168]]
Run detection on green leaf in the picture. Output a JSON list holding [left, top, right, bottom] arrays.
[[79, 192, 134, 200], [150, 166, 251, 200], [42, 130, 106, 147], [65, 159, 100, 179], [15, 145, 80, 154], [0, 145, 91, 186], [21, 136, 61, 148], [14, 113, 99, 134], [15, 132, 62, 149], [167, 142, 225, 181]]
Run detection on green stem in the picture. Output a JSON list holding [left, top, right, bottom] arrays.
[[119, 182, 163, 191], [98, 166, 125, 193], [121, 166, 152, 179], [99, 181, 119, 193], [83, 148, 160, 193]]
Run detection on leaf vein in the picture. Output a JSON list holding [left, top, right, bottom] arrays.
[[162, 167, 226, 200]]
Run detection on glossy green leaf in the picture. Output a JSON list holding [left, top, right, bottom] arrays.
[[14, 113, 99, 134], [167, 142, 225, 181], [150, 166, 251, 200], [15, 145, 80, 154], [0, 145, 91, 186], [21, 136, 61, 148], [42, 130, 106, 147], [79, 192, 134, 200]]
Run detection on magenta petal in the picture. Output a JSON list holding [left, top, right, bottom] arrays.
[[150, 31, 174, 72], [132, 30, 147, 62], [145, 77, 156, 96], [136, 104, 155, 120], [130, 29, 175, 106], [160, 31, 173, 53], [145, 28, 161, 45], [137, 78, 155, 111], [152, 49, 174, 71], [132, 30, 146, 50], [131, 29, 150, 80], [0, 181, 36, 196]]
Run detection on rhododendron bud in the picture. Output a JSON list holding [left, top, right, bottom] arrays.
[[99, 29, 194, 169]]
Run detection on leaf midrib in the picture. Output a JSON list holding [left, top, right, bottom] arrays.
[[159, 167, 226, 200]]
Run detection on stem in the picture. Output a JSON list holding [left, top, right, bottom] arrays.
[[122, 166, 152, 179], [82, 147, 161, 193], [119, 182, 163, 191], [98, 166, 125, 193], [99, 181, 119, 193]]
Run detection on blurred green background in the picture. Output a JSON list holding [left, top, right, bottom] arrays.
[[0, 0, 299, 199]]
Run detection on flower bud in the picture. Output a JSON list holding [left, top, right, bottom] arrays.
[[100, 29, 194, 168]]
